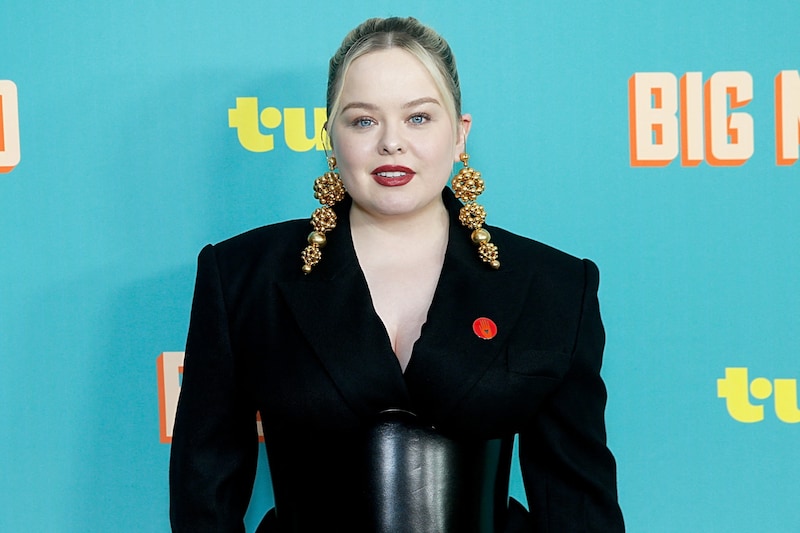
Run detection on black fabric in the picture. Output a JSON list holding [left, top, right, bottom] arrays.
[[169, 187, 625, 532]]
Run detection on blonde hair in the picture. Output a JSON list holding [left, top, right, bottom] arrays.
[[325, 17, 462, 141]]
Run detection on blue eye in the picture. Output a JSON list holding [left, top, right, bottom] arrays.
[[409, 114, 429, 124], [352, 117, 375, 128]]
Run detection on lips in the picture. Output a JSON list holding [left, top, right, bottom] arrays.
[[371, 165, 415, 187]]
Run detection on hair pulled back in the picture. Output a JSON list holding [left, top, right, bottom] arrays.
[[325, 17, 462, 140]]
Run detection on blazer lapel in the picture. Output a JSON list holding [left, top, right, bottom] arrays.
[[404, 190, 533, 420], [277, 201, 412, 419], [277, 189, 532, 423]]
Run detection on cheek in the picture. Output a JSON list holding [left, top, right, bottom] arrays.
[[430, 138, 461, 169], [451, 133, 465, 160], [331, 140, 368, 188], [341, 142, 366, 159], [331, 136, 357, 166], [452, 135, 465, 158]]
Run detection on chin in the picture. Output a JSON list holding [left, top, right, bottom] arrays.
[[373, 202, 421, 218], [362, 195, 435, 218]]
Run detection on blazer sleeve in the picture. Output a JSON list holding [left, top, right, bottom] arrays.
[[169, 244, 258, 532], [518, 259, 625, 532]]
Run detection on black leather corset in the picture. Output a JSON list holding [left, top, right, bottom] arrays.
[[263, 410, 513, 533]]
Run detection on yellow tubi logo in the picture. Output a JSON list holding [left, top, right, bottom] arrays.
[[717, 367, 800, 423], [228, 97, 330, 153]]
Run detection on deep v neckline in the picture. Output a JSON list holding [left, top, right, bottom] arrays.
[[351, 240, 448, 375], [277, 188, 531, 421], [347, 200, 450, 375]]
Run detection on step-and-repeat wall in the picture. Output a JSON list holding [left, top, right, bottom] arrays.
[[2, 2, 798, 531]]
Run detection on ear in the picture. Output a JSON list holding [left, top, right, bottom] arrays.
[[453, 113, 473, 162], [322, 122, 335, 154]]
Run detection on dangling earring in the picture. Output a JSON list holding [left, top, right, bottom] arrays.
[[301, 155, 346, 274], [451, 153, 500, 269]]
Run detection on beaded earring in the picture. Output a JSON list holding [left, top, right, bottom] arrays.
[[301, 156, 346, 274], [451, 153, 500, 269]]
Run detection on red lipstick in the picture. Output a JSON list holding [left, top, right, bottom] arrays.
[[371, 165, 415, 187]]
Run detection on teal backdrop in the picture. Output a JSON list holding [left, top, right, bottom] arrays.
[[2, 1, 799, 531]]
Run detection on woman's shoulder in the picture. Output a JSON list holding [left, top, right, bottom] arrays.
[[199, 219, 311, 280], [216, 219, 309, 251], [487, 224, 598, 281]]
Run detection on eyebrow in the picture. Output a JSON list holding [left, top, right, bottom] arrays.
[[403, 97, 441, 109], [340, 97, 442, 113]]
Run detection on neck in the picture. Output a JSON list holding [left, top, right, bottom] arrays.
[[349, 198, 449, 242], [348, 197, 450, 266]]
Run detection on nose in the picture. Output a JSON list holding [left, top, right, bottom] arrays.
[[381, 144, 404, 154], [379, 124, 405, 154]]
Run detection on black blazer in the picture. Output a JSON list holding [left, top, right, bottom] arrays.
[[170, 189, 624, 532]]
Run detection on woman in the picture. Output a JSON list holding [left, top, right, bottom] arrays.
[[170, 16, 625, 532]]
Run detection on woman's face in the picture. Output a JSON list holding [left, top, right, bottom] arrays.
[[330, 48, 471, 221]]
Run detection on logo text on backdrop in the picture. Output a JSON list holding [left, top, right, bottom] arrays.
[[0, 80, 21, 173], [228, 97, 329, 152], [629, 70, 800, 166], [717, 367, 800, 423], [157, 352, 264, 443]]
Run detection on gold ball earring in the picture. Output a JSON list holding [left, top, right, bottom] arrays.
[[301, 156, 346, 274], [451, 153, 500, 269]]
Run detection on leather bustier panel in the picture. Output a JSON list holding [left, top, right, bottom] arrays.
[[263, 410, 513, 532]]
